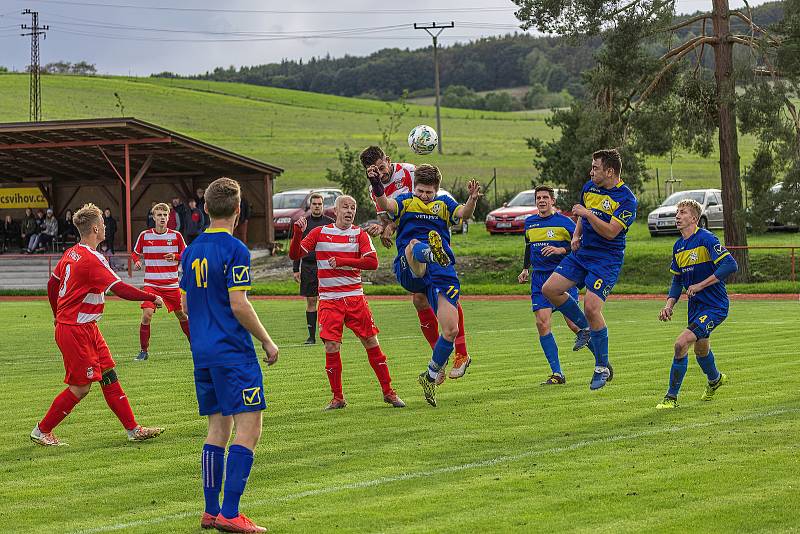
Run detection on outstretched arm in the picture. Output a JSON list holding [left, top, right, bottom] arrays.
[[367, 169, 398, 214], [454, 179, 482, 221]]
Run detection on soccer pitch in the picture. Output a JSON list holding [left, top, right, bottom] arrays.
[[1, 298, 798, 533]]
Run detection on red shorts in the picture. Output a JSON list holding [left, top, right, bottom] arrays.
[[318, 295, 379, 343], [55, 322, 115, 386], [140, 285, 182, 313]]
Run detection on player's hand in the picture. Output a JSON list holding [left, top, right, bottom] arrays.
[[572, 204, 590, 218], [518, 269, 529, 284], [659, 306, 673, 322], [294, 217, 307, 233], [262, 340, 279, 366], [164, 252, 176, 262], [292, 272, 301, 283], [133, 260, 142, 271], [380, 236, 394, 249], [366, 165, 380, 180], [571, 236, 581, 252], [380, 222, 395, 249], [365, 223, 383, 237], [541, 245, 561, 257], [153, 296, 164, 309], [328, 256, 337, 268], [686, 283, 703, 297], [467, 179, 483, 200]]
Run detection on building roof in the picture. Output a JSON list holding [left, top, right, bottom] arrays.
[[0, 117, 283, 184]]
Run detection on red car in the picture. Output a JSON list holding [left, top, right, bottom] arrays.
[[485, 189, 569, 234], [273, 188, 342, 238]]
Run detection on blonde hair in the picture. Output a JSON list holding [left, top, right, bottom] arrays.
[[677, 198, 702, 220], [72, 203, 103, 237], [205, 177, 241, 219], [151, 202, 171, 215]]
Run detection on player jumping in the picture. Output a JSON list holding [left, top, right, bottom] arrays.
[[289, 195, 405, 410], [371, 164, 481, 407], [542, 149, 638, 390], [656, 198, 737, 409], [180, 177, 279, 533], [360, 146, 472, 379], [31, 203, 165, 447], [133, 202, 190, 361], [518, 186, 583, 385]]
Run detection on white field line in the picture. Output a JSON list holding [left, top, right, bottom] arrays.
[[71, 406, 799, 534]]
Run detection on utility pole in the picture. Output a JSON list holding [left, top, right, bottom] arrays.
[[414, 22, 453, 155], [21, 9, 48, 122]]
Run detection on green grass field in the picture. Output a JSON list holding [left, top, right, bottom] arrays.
[[1, 298, 799, 533], [0, 74, 759, 198]]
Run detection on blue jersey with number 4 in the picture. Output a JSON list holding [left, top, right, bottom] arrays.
[[180, 228, 256, 368], [670, 227, 731, 311]]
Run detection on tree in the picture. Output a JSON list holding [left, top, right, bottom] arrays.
[[512, 0, 789, 281], [325, 144, 374, 223]]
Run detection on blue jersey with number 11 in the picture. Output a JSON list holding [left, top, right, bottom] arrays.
[[180, 228, 256, 368]]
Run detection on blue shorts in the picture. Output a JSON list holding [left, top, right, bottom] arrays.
[[687, 305, 727, 340], [194, 360, 266, 417], [394, 254, 460, 312], [554, 248, 623, 301], [530, 270, 579, 311]]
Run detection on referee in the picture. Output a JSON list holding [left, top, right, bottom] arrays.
[[292, 193, 334, 344]]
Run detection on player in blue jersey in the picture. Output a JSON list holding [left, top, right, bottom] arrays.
[[370, 164, 481, 407], [518, 186, 583, 385], [656, 198, 737, 409], [543, 149, 638, 390], [180, 177, 279, 534]]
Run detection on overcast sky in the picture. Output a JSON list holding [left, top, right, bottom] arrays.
[[0, 0, 769, 76]]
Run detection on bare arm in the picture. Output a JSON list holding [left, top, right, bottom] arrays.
[[229, 290, 279, 365], [454, 179, 482, 220]]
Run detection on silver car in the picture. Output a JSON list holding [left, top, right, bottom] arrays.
[[647, 189, 724, 236]]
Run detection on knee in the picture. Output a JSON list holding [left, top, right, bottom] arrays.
[[412, 293, 428, 311], [70, 383, 91, 399], [541, 282, 556, 299], [694, 344, 709, 357], [441, 323, 459, 341], [175, 310, 188, 321], [674, 340, 688, 357], [141, 311, 153, 325], [324, 341, 341, 354]]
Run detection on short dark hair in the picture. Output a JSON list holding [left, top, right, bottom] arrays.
[[534, 185, 555, 199], [359, 146, 385, 168], [414, 164, 442, 188], [592, 148, 622, 176], [308, 192, 324, 204]]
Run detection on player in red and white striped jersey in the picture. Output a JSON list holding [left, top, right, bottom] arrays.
[[31, 203, 165, 447], [360, 145, 472, 380], [289, 195, 405, 410], [131, 202, 190, 361]]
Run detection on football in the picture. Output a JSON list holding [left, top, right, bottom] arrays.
[[408, 124, 438, 155]]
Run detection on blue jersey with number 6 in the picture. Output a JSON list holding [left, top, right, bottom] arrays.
[[180, 228, 256, 368]]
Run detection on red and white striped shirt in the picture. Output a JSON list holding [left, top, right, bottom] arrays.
[[52, 244, 121, 325], [299, 224, 376, 300], [370, 162, 415, 214], [132, 229, 186, 289]]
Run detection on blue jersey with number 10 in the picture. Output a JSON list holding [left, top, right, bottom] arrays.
[[180, 228, 256, 368]]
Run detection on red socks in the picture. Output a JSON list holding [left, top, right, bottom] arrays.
[[179, 319, 191, 341], [417, 307, 439, 349], [139, 323, 150, 351], [325, 352, 343, 400], [39, 388, 81, 433], [366, 345, 393, 395], [455, 303, 469, 357], [101, 381, 138, 431]]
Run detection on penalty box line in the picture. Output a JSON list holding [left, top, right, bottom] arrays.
[[73, 406, 799, 534]]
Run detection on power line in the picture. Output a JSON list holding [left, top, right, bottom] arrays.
[[21, 9, 48, 122]]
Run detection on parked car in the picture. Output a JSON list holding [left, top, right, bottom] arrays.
[[647, 189, 724, 236], [765, 182, 799, 231], [485, 189, 568, 234], [272, 188, 342, 238]]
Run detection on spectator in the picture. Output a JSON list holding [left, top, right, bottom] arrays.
[[147, 201, 157, 229], [59, 209, 79, 246], [171, 196, 189, 233], [2, 214, 20, 252], [184, 198, 204, 244], [233, 195, 250, 245], [21, 208, 37, 250], [167, 197, 182, 231], [103, 208, 118, 254], [37, 208, 59, 251], [25, 209, 46, 253], [195, 187, 209, 228]]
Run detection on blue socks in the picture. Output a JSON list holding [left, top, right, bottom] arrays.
[[202, 444, 225, 516], [220, 445, 254, 520], [696, 350, 720, 382], [590, 327, 609, 367], [428, 335, 454, 378], [667, 356, 689, 397], [412, 242, 432, 264], [555, 295, 588, 330], [539, 334, 561, 376]]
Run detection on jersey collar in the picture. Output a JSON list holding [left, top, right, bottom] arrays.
[[205, 227, 232, 235]]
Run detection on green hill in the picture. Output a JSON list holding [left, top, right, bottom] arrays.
[[0, 74, 754, 198]]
